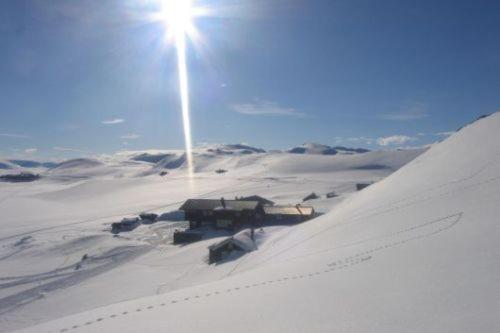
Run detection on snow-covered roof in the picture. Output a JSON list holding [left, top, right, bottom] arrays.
[[180, 199, 260, 211], [264, 205, 314, 216]]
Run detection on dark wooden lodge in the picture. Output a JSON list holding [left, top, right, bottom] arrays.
[[179, 198, 264, 230], [264, 205, 315, 224]]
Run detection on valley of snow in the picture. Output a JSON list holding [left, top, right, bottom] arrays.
[[3, 112, 500, 332], [0, 142, 422, 332]]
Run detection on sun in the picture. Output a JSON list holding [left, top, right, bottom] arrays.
[[161, 0, 197, 40]]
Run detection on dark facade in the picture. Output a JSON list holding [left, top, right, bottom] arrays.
[[179, 198, 264, 230], [173, 230, 203, 244], [208, 238, 244, 264]]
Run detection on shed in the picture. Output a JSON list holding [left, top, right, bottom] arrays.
[[303, 192, 320, 202], [208, 237, 245, 264], [111, 217, 140, 234], [264, 205, 315, 224], [356, 183, 371, 191]]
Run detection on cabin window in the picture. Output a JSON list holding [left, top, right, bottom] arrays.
[[216, 220, 232, 228]]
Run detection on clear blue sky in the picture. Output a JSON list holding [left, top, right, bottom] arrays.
[[1, 0, 499, 159]]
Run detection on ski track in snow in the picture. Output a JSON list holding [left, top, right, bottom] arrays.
[[0, 246, 151, 317], [0, 176, 310, 321]]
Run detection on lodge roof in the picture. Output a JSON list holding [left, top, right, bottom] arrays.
[[263, 205, 314, 216], [238, 195, 275, 206], [179, 199, 260, 211]]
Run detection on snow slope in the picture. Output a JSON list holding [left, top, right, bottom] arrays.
[[0, 145, 422, 331], [0, 145, 428, 331], [10, 113, 500, 332]]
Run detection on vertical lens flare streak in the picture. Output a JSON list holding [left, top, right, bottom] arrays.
[[164, 0, 195, 176], [175, 31, 194, 176]]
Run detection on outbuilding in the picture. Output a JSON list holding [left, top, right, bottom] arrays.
[[208, 237, 245, 264], [264, 205, 315, 224], [356, 183, 371, 191], [111, 217, 140, 233]]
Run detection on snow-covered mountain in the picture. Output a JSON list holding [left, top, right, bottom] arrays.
[[2, 113, 500, 332], [288, 142, 369, 155], [7, 160, 58, 169], [0, 144, 423, 331], [27, 112, 497, 333], [0, 160, 15, 170]]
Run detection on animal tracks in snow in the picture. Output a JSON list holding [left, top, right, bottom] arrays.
[[56, 254, 373, 332], [55, 212, 463, 332]]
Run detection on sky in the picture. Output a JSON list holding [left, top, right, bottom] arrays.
[[0, 0, 499, 160]]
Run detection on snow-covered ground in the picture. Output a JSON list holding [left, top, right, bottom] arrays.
[[3, 112, 499, 332], [0, 144, 422, 332]]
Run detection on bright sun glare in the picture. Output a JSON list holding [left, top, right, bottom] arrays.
[[161, 0, 196, 177], [162, 0, 195, 37]]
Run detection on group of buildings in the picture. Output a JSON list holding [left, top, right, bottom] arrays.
[[179, 195, 315, 231]]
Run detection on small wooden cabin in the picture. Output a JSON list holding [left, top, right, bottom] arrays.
[[264, 205, 315, 224], [208, 237, 244, 264], [356, 183, 371, 191]]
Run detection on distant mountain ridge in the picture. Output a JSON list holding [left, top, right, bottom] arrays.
[[287, 143, 370, 155], [9, 159, 58, 169], [0, 159, 58, 170]]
